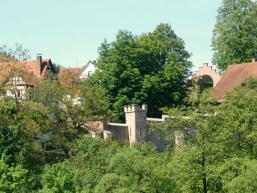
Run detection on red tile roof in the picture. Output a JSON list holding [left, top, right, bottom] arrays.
[[59, 67, 84, 76], [212, 59, 257, 101], [0, 62, 40, 86], [58, 67, 84, 87], [20, 59, 52, 79], [0, 56, 53, 85]]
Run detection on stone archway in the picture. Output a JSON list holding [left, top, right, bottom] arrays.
[[198, 75, 214, 91], [194, 63, 221, 87]]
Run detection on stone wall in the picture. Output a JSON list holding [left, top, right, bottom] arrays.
[[106, 123, 129, 141], [101, 105, 184, 150]]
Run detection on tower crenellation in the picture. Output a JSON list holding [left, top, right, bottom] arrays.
[[124, 104, 148, 113], [124, 104, 148, 146]]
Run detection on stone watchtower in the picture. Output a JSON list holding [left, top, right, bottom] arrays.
[[124, 104, 148, 146]]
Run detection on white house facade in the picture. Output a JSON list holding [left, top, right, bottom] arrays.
[[79, 60, 97, 79]]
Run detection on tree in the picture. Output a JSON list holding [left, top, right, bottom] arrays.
[[94, 173, 137, 193], [61, 81, 110, 132], [40, 161, 82, 193], [0, 98, 45, 168], [94, 143, 178, 193], [71, 137, 123, 192], [0, 159, 28, 193], [212, 78, 257, 159], [212, 0, 257, 71], [0, 44, 30, 62], [223, 158, 257, 193], [0, 97, 47, 191], [157, 79, 257, 193], [162, 91, 217, 193], [31, 80, 110, 158], [92, 23, 191, 121]]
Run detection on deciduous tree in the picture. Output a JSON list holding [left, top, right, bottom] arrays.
[[212, 0, 257, 71], [92, 24, 191, 121]]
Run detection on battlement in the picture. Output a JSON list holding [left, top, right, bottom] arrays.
[[124, 104, 147, 113], [199, 63, 221, 75]]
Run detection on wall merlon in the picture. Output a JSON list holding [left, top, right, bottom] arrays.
[[124, 104, 148, 113], [142, 104, 148, 112]]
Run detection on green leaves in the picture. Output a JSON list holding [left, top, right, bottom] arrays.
[[40, 161, 82, 193], [94, 143, 178, 193], [0, 159, 28, 193], [156, 79, 257, 193], [92, 23, 191, 121], [224, 159, 257, 193], [212, 0, 257, 71]]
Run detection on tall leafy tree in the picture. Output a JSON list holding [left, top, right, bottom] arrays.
[[0, 159, 28, 193], [92, 24, 191, 121], [212, 0, 257, 71], [0, 98, 45, 168], [39, 161, 82, 193], [158, 79, 257, 193], [95, 144, 178, 193], [31, 80, 110, 158]]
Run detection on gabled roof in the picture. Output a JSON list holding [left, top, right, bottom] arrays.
[[58, 67, 85, 87], [84, 60, 96, 69], [0, 63, 40, 86], [19, 58, 52, 79], [0, 56, 53, 86], [59, 67, 85, 76], [212, 59, 257, 101], [79, 60, 97, 79]]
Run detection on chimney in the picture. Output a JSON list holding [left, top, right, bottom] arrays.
[[36, 54, 42, 77]]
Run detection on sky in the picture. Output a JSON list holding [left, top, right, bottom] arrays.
[[0, 0, 222, 70]]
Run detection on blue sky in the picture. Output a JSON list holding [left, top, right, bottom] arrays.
[[0, 0, 222, 70]]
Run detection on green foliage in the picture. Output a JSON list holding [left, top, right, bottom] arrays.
[[3, 39, 257, 193], [92, 23, 191, 121], [158, 79, 257, 193], [100, 147, 178, 193], [223, 158, 257, 193], [71, 137, 123, 192], [40, 161, 82, 193], [31, 80, 110, 158], [34, 79, 257, 192], [51, 63, 61, 76], [94, 173, 137, 193], [0, 159, 28, 193], [0, 98, 45, 168], [212, 0, 257, 71], [213, 80, 257, 159]]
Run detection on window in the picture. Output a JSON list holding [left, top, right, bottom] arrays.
[[17, 90, 21, 98], [87, 71, 92, 76]]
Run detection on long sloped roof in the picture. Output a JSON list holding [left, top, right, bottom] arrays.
[[0, 62, 40, 85], [212, 59, 257, 101], [0, 56, 52, 85], [58, 67, 85, 87]]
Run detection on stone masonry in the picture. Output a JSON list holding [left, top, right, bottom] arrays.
[[98, 104, 183, 149]]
